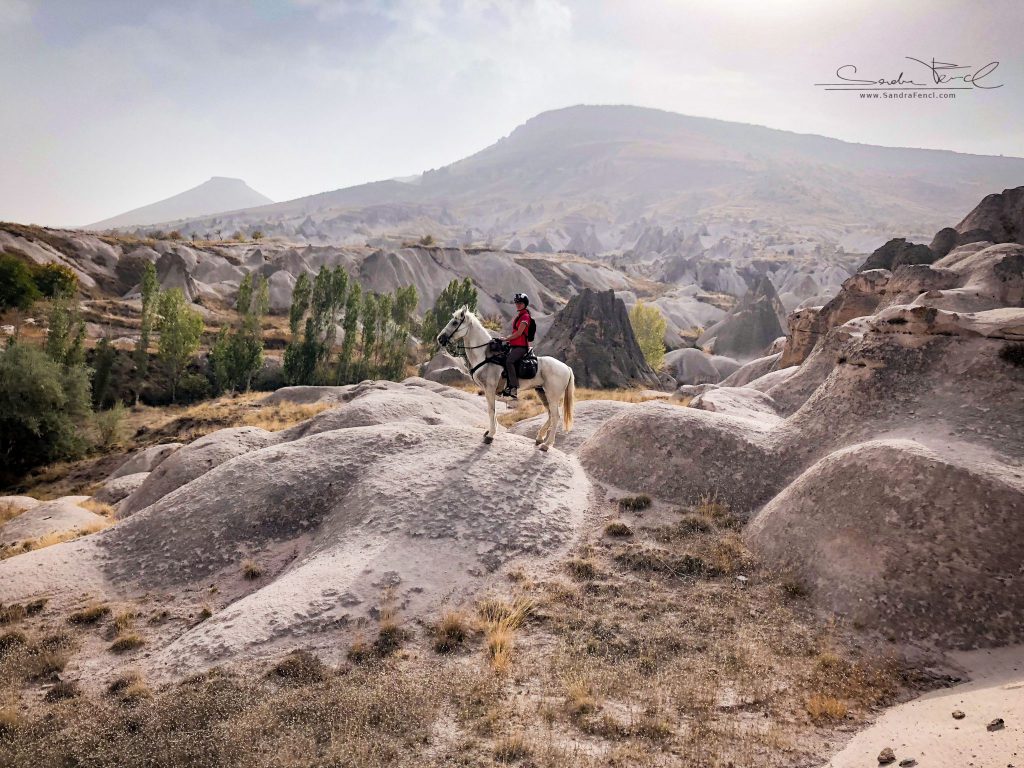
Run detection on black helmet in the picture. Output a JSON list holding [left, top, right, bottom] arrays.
[[513, 292, 530, 307]]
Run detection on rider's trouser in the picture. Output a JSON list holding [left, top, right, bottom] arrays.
[[504, 346, 527, 388]]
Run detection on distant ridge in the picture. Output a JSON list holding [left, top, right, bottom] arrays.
[[86, 177, 273, 230]]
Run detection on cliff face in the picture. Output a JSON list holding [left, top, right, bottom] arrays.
[[539, 288, 662, 389], [697, 276, 787, 361], [955, 185, 1024, 245]]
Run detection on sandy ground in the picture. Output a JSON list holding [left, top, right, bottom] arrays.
[[827, 645, 1024, 767]]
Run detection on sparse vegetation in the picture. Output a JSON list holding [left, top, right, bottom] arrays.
[[433, 610, 470, 653], [241, 559, 263, 580], [109, 632, 145, 653], [618, 494, 651, 511], [269, 649, 328, 683], [68, 602, 110, 625], [604, 520, 633, 537]]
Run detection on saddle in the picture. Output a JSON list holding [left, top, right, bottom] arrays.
[[481, 339, 539, 380]]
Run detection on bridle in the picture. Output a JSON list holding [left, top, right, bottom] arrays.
[[439, 313, 495, 350]]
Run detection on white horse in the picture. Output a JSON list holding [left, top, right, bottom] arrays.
[[437, 306, 575, 451]]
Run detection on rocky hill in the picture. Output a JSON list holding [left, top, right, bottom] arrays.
[[86, 177, 273, 230], [136, 106, 1024, 260]]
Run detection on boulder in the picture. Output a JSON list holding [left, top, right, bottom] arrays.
[[719, 352, 781, 388], [663, 347, 740, 385], [540, 288, 661, 388], [746, 439, 1024, 648], [955, 186, 1024, 245], [94, 472, 149, 506], [859, 237, 935, 272], [119, 427, 277, 516], [1, 499, 104, 543], [419, 351, 473, 387], [109, 443, 183, 480]]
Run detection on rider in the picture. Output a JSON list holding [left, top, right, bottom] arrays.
[[501, 293, 532, 399]]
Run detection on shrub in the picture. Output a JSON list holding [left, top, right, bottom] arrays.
[[68, 602, 109, 625], [619, 495, 652, 511], [31, 262, 78, 298], [94, 400, 127, 448], [109, 632, 145, 653], [629, 301, 667, 370], [0, 252, 40, 310], [604, 521, 633, 537], [806, 693, 848, 722], [241, 560, 263, 580], [0, 342, 91, 480], [433, 611, 470, 653], [44, 679, 80, 702], [269, 650, 327, 683]]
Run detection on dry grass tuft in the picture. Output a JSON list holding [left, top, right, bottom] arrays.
[[564, 676, 600, 718], [618, 495, 652, 512], [0, 630, 28, 654], [1, 518, 114, 560], [615, 545, 708, 577], [68, 602, 110, 626], [478, 596, 533, 673], [109, 632, 145, 653], [493, 733, 532, 762], [44, 680, 80, 702], [0, 704, 22, 735], [373, 593, 409, 658], [197, 605, 213, 621], [112, 610, 136, 633], [269, 650, 328, 684], [566, 556, 599, 580], [604, 521, 633, 537], [24, 598, 47, 616], [433, 611, 471, 654], [0, 604, 26, 625], [346, 635, 373, 664], [77, 498, 117, 518], [241, 559, 263, 580], [0, 500, 28, 526], [806, 693, 848, 722]]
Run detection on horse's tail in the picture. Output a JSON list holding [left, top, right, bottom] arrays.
[[563, 368, 575, 432]]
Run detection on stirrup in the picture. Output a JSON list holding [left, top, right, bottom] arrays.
[[500, 387, 518, 399]]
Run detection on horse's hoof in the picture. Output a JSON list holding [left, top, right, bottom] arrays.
[[539, 444, 549, 452], [483, 434, 494, 444]]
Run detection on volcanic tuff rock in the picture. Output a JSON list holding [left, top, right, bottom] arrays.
[[0, 380, 587, 673], [697, 276, 787, 361], [663, 347, 740, 385], [577, 214, 1024, 647], [955, 186, 1024, 245], [540, 288, 662, 389]]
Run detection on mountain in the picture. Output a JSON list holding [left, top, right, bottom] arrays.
[[86, 177, 273, 230], [153, 106, 1024, 258]]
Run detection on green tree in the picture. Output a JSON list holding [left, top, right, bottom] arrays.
[[91, 336, 116, 408], [211, 274, 268, 393], [335, 282, 361, 384], [156, 288, 204, 402], [357, 292, 379, 381], [45, 292, 86, 368], [0, 253, 40, 311], [31, 262, 78, 298], [132, 261, 159, 403], [283, 267, 348, 385], [421, 278, 478, 346], [252, 230, 264, 242], [629, 301, 667, 371], [0, 341, 92, 481]]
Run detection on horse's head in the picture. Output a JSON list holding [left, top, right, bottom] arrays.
[[437, 305, 471, 347]]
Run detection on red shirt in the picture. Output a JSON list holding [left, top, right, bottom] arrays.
[[510, 309, 531, 347]]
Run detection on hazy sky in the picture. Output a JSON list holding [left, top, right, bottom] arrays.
[[2, 0, 1022, 226]]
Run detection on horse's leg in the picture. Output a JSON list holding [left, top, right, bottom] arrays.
[[483, 372, 497, 444], [540, 379, 565, 452], [534, 387, 550, 445]]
